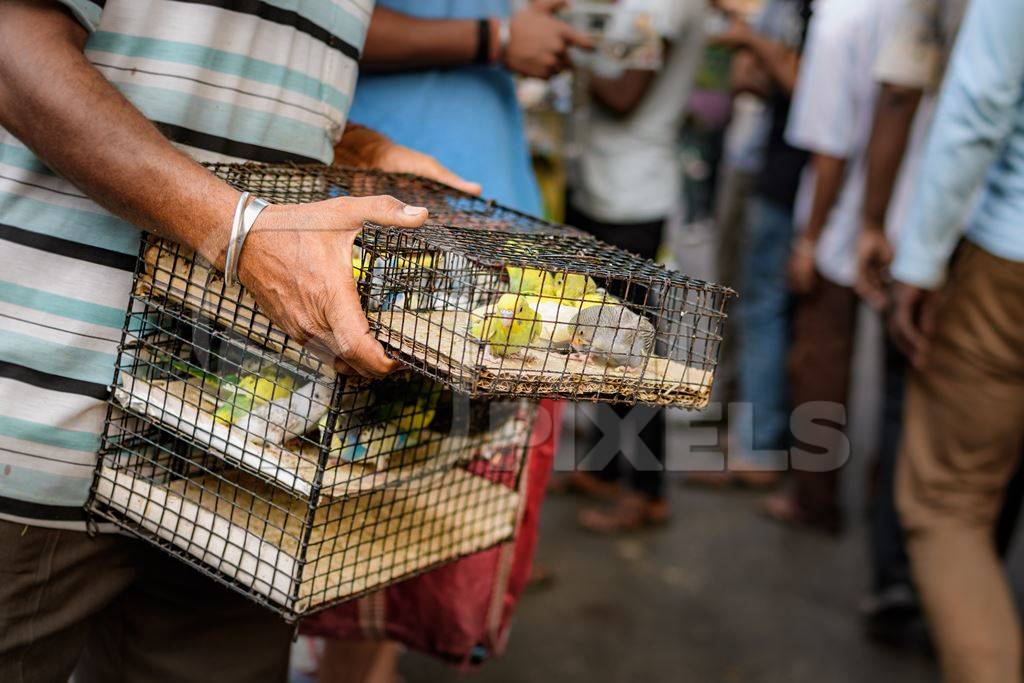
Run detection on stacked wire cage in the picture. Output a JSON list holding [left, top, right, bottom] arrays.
[[87, 163, 733, 621]]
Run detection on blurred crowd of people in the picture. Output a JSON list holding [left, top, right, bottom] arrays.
[[554, 0, 1024, 681]]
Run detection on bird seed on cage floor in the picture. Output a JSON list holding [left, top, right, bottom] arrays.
[[90, 422, 529, 619], [112, 301, 533, 500], [357, 225, 734, 408]]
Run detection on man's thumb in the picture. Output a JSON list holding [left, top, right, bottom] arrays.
[[354, 195, 428, 228]]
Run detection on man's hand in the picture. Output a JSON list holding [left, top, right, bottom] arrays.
[[505, 0, 593, 79], [854, 224, 894, 310], [888, 282, 939, 369], [787, 236, 818, 295], [334, 125, 482, 196], [236, 196, 428, 378], [372, 144, 482, 196], [711, 17, 753, 49]]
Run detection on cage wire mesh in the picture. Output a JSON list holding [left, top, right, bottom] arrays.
[[209, 162, 586, 238], [90, 295, 534, 620], [359, 225, 733, 407], [137, 163, 733, 408], [87, 162, 732, 618]]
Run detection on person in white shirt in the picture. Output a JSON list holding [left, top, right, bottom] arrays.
[[562, 0, 707, 533], [760, 0, 899, 534]]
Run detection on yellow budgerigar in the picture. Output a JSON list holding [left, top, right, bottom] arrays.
[[540, 271, 599, 300], [505, 266, 547, 295], [477, 293, 541, 358]]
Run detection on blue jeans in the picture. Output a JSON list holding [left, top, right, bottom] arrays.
[[734, 197, 793, 465]]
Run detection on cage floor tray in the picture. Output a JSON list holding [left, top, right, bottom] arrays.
[[94, 464, 519, 616], [114, 375, 481, 499], [370, 310, 713, 408]]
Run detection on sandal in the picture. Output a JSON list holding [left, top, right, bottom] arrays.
[[578, 494, 670, 534], [760, 493, 842, 536], [550, 471, 622, 501]]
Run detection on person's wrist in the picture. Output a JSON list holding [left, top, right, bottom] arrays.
[[793, 233, 816, 253], [492, 17, 510, 65], [862, 215, 886, 234], [234, 203, 282, 289], [334, 123, 393, 168], [194, 184, 244, 268]]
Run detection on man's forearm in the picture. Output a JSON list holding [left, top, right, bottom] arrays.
[[590, 69, 657, 117], [744, 34, 799, 95], [862, 84, 922, 230], [0, 1, 237, 266], [803, 153, 846, 242], [361, 8, 487, 71], [730, 49, 773, 98]]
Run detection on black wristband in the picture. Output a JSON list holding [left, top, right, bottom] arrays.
[[474, 18, 491, 64]]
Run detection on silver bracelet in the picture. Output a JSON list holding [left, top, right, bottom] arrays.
[[224, 191, 250, 284], [226, 196, 270, 287]]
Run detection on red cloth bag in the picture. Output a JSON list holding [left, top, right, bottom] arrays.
[[301, 400, 562, 668]]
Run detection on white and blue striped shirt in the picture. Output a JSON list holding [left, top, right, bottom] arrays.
[[0, 0, 371, 526]]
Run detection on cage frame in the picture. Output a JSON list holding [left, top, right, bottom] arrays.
[[83, 161, 734, 620]]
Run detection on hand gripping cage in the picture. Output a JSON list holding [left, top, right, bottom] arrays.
[[86, 162, 733, 620]]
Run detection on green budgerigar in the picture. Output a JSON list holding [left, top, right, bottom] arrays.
[[322, 380, 441, 468], [470, 293, 542, 358], [215, 366, 295, 424]]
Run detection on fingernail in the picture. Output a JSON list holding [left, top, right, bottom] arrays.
[[404, 205, 427, 216]]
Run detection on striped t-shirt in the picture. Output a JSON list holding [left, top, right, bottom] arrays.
[[0, 0, 371, 527]]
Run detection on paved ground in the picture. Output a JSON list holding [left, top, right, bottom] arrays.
[[397, 405, 1024, 682], [400, 473, 940, 683]]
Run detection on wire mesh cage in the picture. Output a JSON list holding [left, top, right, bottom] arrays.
[[359, 225, 733, 407], [89, 297, 533, 620], [87, 161, 732, 618], [209, 162, 586, 238], [136, 164, 734, 408]]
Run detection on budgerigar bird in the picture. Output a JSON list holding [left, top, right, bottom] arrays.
[[324, 381, 441, 468], [528, 296, 592, 349], [525, 284, 610, 350], [505, 266, 547, 295], [570, 303, 657, 371], [470, 293, 541, 358], [215, 367, 295, 424], [539, 271, 599, 300], [237, 379, 334, 445]]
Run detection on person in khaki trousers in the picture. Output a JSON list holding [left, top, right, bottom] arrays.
[[888, 0, 1024, 680]]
